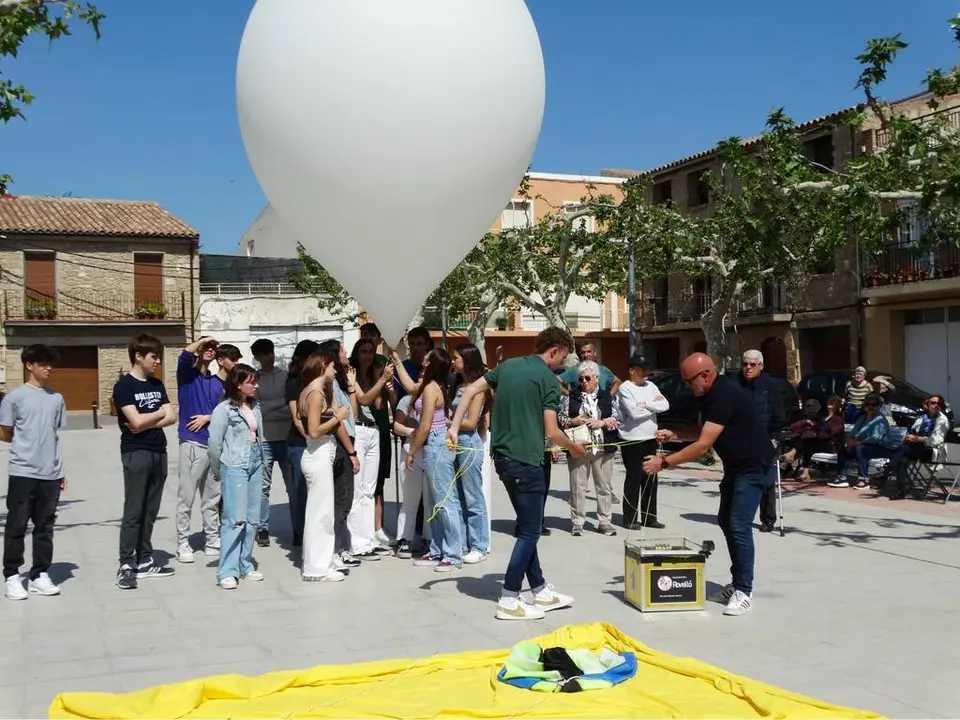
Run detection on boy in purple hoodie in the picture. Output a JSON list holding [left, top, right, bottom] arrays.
[[174, 337, 231, 563]]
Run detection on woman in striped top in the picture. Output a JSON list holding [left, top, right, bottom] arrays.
[[844, 367, 872, 423]]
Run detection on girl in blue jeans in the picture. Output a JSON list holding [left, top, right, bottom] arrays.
[[451, 343, 490, 563], [208, 364, 265, 590], [405, 348, 462, 572]]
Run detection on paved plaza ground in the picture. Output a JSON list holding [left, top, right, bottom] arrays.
[[1, 424, 959, 718]]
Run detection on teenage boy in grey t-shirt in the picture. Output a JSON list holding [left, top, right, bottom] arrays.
[[0, 344, 67, 601]]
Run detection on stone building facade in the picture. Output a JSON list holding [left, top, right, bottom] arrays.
[[0, 195, 199, 410]]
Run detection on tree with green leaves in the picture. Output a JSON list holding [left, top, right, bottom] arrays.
[[0, 0, 104, 194], [290, 178, 628, 356], [611, 15, 960, 369]]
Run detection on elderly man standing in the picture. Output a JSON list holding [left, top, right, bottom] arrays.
[[645, 353, 774, 616], [737, 350, 784, 533]]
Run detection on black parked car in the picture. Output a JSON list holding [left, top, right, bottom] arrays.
[[797, 370, 954, 428], [647, 369, 802, 442]]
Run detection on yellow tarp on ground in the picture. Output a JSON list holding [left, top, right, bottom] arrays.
[[49, 622, 883, 719]]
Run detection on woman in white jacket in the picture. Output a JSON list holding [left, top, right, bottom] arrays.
[[616, 354, 670, 529]]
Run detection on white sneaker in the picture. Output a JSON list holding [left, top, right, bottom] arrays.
[[176, 545, 195, 564], [496, 596, 545, 621], [218, 577, 238, 590], [4, 575, 27, 601], [827, 477, 850, 488], [724, 589, 753, 616], [708, 583, 735, 604], [533, 586, 574, 612], [462, 549, 487, 565], [241, 570, 264, 582], [321, 570, 345, 583], [27, 573, 60, 596], [204, 545, 220, 559]]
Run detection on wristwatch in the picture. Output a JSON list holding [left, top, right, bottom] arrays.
[[348, 451, 358, 457]]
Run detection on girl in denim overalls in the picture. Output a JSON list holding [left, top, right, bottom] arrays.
[[208, 364, 264, 590], [450, 343, 490, 563]]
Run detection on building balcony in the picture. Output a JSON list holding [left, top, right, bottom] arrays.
[[2, 290, 187, 325], [861, 242, 960, 293], [641, 288, 789, 329], [874, 106, 960, 150]]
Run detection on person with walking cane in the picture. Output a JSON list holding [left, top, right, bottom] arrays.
[[616, 354, 670, 530], [737, 350, 784, 533], [644, 353, 774, 617]]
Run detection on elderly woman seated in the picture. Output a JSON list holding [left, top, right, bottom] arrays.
[[828, 394, 894, 489], [558, 360, 618, 537], [782, 396, 845, 480], [885, 393, 950, 500]]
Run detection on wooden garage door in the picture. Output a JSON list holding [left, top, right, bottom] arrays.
[[28, 347, 99, 411]]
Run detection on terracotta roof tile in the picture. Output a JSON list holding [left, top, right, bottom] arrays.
[[0, 195, 199, 239]]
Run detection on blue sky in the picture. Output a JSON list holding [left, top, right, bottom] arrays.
[[1, 0, 956, 254]]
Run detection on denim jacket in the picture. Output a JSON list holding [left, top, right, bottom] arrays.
[[207, 399, 264, 475], [851, 414, 890, 446]]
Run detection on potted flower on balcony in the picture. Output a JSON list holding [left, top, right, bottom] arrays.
[[24, 298, 57, 319], [135, 301, 167, 320]]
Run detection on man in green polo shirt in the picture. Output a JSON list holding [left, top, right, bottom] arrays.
[[560, 341, 621, 394], [449, 327, 586, 621]]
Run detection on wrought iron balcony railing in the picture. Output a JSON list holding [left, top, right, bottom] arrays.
[[861, 242, 960, 288], [3, 290, 187, 323]]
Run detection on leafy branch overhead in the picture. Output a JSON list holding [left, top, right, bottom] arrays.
[[610, 15, 960, 366], [0, 0, 104, 194]]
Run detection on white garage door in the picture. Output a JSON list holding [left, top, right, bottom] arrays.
[[249, 325, 343, 371], [904, 306, 960, 407]]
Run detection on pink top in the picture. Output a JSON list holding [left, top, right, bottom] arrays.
[[240, 404, 258, 442], [414, 394, 447, 431]]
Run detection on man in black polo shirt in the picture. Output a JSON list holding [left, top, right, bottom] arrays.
[[643, 353, 774, 617]]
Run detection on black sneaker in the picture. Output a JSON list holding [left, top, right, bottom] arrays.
[[338, 552, 362, 568], [256, 529, 270, 547], [395, 540, 412, 559], [540, 526, 552, 536], [116, 565, 138, 590], [759, 523, 775, 533], [355, 549, 381, 562], [137, 564, 175, 579]]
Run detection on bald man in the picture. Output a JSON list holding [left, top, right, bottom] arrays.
[[643, 353, 775, 617]]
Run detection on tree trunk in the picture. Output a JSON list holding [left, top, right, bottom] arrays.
[[699, 279, 740, 371], [540, 302, 568, 332]]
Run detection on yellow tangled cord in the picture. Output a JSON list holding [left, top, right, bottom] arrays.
[[422, 438, 665, 524]]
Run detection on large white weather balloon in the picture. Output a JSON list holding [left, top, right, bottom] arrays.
[[236, 0, 546, 343]]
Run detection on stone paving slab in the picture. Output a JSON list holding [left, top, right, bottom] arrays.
[[1, 427, 958, 718]]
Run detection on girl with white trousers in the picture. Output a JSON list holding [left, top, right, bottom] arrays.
[[298, 349, 351, 583]]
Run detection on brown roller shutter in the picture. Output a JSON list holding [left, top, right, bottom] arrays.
[[26, 346, 98, 411], [24, 252, 56, 301], [134, 254, 163, 303]]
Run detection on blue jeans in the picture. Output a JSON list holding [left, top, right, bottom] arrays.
[[456, 432, 489, 554], [218, 443, 262, 582], [717, 468, 771, 595], [421, 429, 462, 565], [259, 440, 290, 532], [285, 444, 307, 541], [494, 454, 546, 596], [836, 442, 891, 479]]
